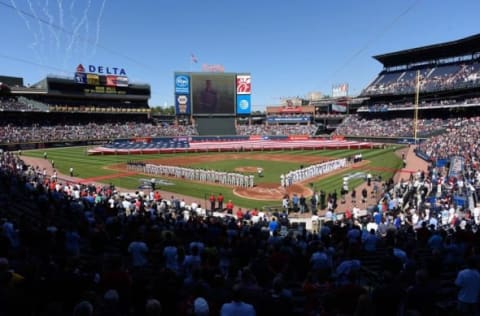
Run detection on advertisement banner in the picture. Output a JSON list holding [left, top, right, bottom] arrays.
[[74, 72, 87, 84], [175, 74, 190, 94], [267, 117, 310, 123], [415, 150, 430, 161], [236, 75, 251, 94], [236, 94, 251, 114], [288, 135, 309, 140], [332, 83, 348, 97], [86, 74, 99, 85], [106, 75, 117, 87], [280, 106, 302, 113], [201, 64, 225, 72], [116, 76, 129, 87], [448, 156, 465, 179], [175, 94, 191, 115], [331, 104, 347, 112]]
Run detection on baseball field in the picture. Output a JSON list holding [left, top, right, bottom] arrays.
[[22, 145, 404, 209]]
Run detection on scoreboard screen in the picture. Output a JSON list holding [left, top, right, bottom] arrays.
[[74, 72, 129, 95], [191, 73, 236, 115], [48, 77, 149, 97]]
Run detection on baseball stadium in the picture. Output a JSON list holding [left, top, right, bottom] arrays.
[[1, 33, 480, 315]]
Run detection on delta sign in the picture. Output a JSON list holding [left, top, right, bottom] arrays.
[[76, 64, 127, 76]]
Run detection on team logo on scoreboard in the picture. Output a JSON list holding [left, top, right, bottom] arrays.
[[175, 75, 190, 94], [236, 94, 251, 114], [76, 64, 85, 73], [239, 99, 249, 110], [236, 75, 251, 94]]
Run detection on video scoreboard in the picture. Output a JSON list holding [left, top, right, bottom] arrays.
[[174, 72, 252, 116]]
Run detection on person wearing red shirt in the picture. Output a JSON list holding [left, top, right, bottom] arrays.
[[153, 191, 161, 202], [209, 193, 216, 212], [217, 193, 224, 210], [236, 208, 244, 220], [226, 200, 234, 214], [345, 209, 353, 221]]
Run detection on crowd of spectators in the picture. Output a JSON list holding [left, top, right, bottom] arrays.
[[363, 61, 480, 96], [1, 140, 480, 315], [417, 116, 480, 162], [359, 97, 480, 112], [333, 115, 453, 138], [0, 122, 198, 144], [0, 119, 330, 144], [0, 98, 42, 112], [0, 97, 148, 114], [315, 113, 346, 118], [236, 124, 318, 136]]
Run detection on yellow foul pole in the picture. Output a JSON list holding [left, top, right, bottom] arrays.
[[414, 70, 420, 144]]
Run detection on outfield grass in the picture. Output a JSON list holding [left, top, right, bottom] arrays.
[[23, 146, 404, 209]]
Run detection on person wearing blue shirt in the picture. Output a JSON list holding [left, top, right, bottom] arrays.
[[292, 194, 299, 211], [374, 212, 382, 225], [455, 256, 480, 315], [393, 215, 402, 229], [427, 231, 443, 252], [363, 229, 378, 252], [335, 259, 361, 286], [268, 217, 279, 236]]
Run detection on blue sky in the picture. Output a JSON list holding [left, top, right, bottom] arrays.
[[1, 0, 479, 110]]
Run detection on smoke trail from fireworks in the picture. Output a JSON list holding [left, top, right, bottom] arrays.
[[91, 0, 107, 58], [42, 0, 60, 50], [27, 0, 48, 65], [65, 0, 91, 62], [56, 0, 64, 29], [11, 0, 43, 64], [10, 0, 31, 30]]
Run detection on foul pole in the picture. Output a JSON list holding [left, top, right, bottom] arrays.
[[414, 70, 420, 144]]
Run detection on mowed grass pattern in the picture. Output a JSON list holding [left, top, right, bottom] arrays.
[[23, 146, 404, 209]]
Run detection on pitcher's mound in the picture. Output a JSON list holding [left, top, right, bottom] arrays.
[[233, 183, 312, 201]]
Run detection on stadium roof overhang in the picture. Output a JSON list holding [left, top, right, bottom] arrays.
[[373, 33, 480, 68]]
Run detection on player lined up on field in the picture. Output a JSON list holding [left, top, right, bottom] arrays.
[[127, 162, 255, 187], [281, 158, 347, 187]]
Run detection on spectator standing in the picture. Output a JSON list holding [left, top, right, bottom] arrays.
[[299, 194, 307, 213], [217, 193, 224, 210], [128, 234, 149, 269], [351, 189, 356, 205], [226, 200, 234, 214], [455, 256, 480, 315], [268, 217, 279, 236], [220, 284, 256, 316], [362, 188, 368, 204], [209, 193, 216, 212]]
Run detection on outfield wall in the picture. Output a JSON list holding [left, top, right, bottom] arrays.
[[196, 117, 237, 135]]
